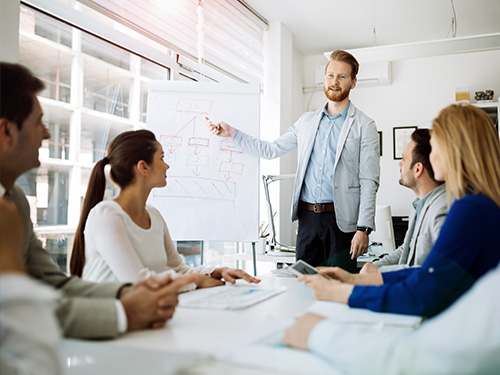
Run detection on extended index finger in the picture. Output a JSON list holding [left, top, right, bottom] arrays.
[[350, 241, 360, 259]]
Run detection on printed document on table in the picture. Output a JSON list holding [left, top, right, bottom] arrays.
[[179, 285, 286, 310], [304, 301, 422, 328]]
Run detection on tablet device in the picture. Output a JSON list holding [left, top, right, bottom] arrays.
[[288, 260, 333, 280]]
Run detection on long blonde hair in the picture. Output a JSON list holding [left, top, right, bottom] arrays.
[[431, 103, 500, 208]]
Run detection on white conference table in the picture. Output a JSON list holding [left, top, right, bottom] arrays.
[[62, 275, 341, 375]]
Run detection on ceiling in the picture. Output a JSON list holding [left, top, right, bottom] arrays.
[[244, 0, 500, 56]]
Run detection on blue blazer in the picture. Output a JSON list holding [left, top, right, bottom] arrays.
[[350, 194, 500, 317]]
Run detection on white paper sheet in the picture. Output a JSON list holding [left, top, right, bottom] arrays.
[[179, 285, 286, 310]]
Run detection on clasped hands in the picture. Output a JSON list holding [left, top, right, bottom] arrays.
[[119, 268, 260, 331], [119, 274, 199, 331]]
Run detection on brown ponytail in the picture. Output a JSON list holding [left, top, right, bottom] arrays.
[[70, 158, 108, 276], [69, 129, 158, 277]]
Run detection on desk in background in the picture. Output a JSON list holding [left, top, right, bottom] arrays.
[[357, 239, 396, 269], [233, 242, 295, 276]]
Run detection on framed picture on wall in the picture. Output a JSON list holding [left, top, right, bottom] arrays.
[[378, 131, 383, 156], [393, 126, 417, 160]]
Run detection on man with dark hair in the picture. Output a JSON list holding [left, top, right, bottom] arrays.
[[210, 50, 380, 272], [362, 129, 448, 274], [0, 63, 45, 128], [0, 62, 200, 339]]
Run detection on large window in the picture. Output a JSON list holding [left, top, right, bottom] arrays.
[[17, 0, 266, 274], [18, 4, 171, 272]]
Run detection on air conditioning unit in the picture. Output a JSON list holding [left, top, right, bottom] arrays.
[[357, 61, 392, 87], [315, 61, 392, 89]]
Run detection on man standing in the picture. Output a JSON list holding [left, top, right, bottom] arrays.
[[362, 129, 447, 274], [210, 50, 380, 271], [0, 62, 199, 339]]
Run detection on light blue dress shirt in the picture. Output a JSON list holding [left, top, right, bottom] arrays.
[[300, 103, 349, 204]]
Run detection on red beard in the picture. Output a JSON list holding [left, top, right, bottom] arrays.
[[324, 85, 350, 102]]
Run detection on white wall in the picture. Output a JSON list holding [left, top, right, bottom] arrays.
[[0, 0, 20, 62], [260, 21, 301, 247], [302, 49, 500, 216], [258, 21, 306, 247]]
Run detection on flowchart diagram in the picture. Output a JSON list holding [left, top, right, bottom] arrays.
[[146, 81, 259, 242], [153, 98, 246, 203]]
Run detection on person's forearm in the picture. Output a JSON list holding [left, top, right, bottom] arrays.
[[373, 247, 403, 267], [309, 319, 409, 374], [55, 297, 120, 338], [353, 272, 383, 285], [227, 126, 237, 139]]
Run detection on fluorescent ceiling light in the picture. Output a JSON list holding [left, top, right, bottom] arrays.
[[324, 33, 500, 63]]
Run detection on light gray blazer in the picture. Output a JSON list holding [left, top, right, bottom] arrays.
[[374, 183, 448, 272], [233, 102, 380, 232], [11, 185, 124, 339]]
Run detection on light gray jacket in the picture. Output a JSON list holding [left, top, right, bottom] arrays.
[[233, 102, 380, 232], [11, 185, 124, 339], [374, 183, 448, 272]]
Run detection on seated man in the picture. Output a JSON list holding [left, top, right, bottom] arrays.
[[0, 62, 200, 339], [296, 103, 500, 318], [363, 129, 447, 274], [0, 196, 62, 375]]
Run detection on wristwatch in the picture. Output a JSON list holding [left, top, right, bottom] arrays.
[[356, 226, 373, 235]]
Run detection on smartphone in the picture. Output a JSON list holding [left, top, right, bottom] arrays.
[[288, 259, 332, 280]]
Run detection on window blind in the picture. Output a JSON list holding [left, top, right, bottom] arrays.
[[79, 0, 268, 83]]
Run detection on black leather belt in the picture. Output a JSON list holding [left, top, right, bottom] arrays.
[[300, 201, 334, 213]]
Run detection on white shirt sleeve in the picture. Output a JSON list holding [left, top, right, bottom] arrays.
[[85, 203, 214, 292], [85, 204, 177, 283], [308, 264, 500, 375], [114, 300, 128, 334], [0, 274, 62, 375]]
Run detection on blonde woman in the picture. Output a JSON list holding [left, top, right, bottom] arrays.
[[295, 103, 500, 318]]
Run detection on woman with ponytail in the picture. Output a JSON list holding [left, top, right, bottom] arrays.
[[70, 129, 259, 288]]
